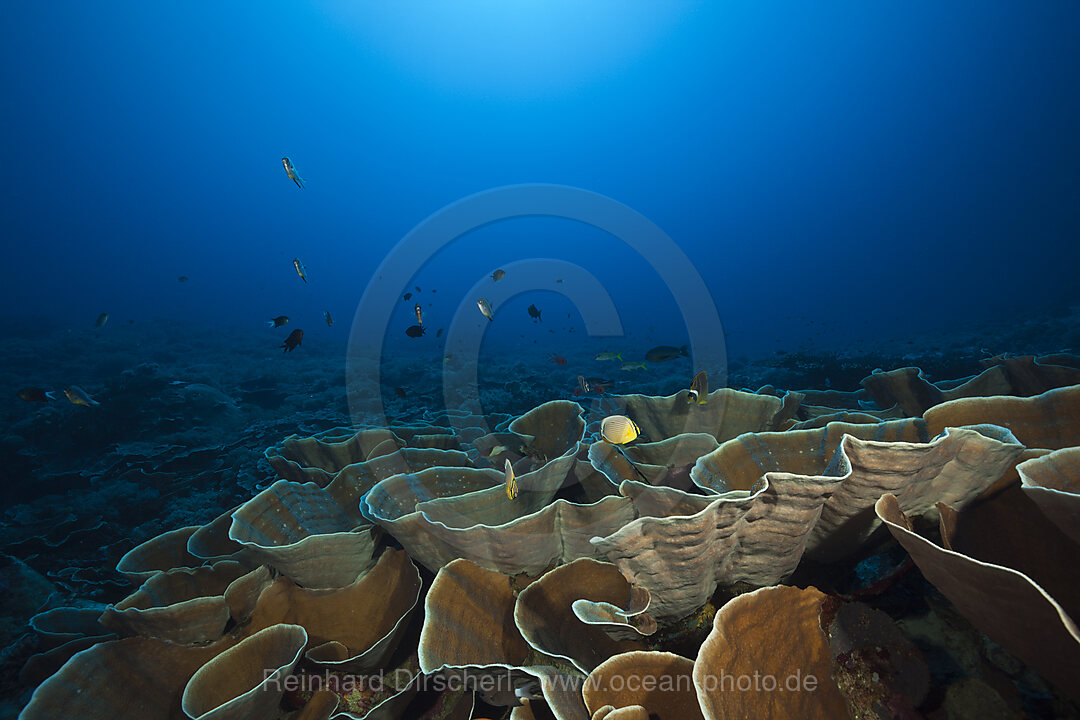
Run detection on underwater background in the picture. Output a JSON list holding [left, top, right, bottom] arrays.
[[3, 2, 1080, 719]]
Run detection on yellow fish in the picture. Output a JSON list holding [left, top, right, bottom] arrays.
[[324, 311, 333, 327], [504, 459, 518, 500], [595, 352, 622, 362], [600, 415, 640, 445], [415, 303, 423, 326], [491, 269, 506, 281], [64, 386, 100, 407], [292, 257, 307, 283], [488, 444, 508, 458], [281, 157, 304, 188], [620, 361, 646, 371], [688, 370, 708, 404]]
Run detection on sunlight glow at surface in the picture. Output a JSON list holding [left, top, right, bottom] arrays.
[[322, 0, 695, 96]]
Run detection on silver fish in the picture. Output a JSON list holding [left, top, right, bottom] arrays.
[[281, 157, 304, 188]]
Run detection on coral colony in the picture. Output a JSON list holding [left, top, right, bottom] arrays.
[[14, 353, 1080, 718]]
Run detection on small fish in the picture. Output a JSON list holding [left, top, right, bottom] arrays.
[[477, 298, 494, 322], [615, 444, 651, 483], [95, 313, 109, 328], [281, 157, 304, 188], [414, 303, 423, 326], [17, 388, 57, 402], [577, 375, 590, 394], [415, 286, 421, 292], [323, 311, 333, 327], [436, 328, 444, 338], [405, 324, 426, 338], [281, 329, 303, 352], [595, 352, 622, 362], [394, 387, 407, 399], [620, 361, 647, 371], [64, 386, 99, 407], [587, 376, 614, 393], [551, 354, 567, 366], [688, 370, 708, 404], [403, 292, 413, 301], [178, 275, 189, 282], [491, 269, 506, 282], [556, 278, 563, 284], [268, 315, 289, 328], [528, 304, 542, 322], [645, 345, 688, 363], [600, 415, 640, 445], [292, 258, 307, 283], [488, 444, 508, 457], [504, 459, 518, 500]]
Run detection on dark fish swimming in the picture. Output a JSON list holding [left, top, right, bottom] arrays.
[[491, 269, 506, 281], [394, 387, 407, 399], [95, 313, 109, 328], [645, 345, 688, 363], [17, 388, 57, 402], [403, 293, 412, 301], [528, 304, 542, 322], [268, 315, 289, 327], [436, 328, 443, 338], [324, 311, 333, 327], [281, 157, 304, 188], [586, 376, 614, 394], [281, 329, 303, 352], [405, 324, 426, 338], [178, 275, 189, 282]]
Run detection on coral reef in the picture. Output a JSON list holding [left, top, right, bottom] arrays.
[[5, 324, 1080, 718]]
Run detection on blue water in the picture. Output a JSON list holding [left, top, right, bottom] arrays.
[[5, 4, 1080, 717], [4, 1, 1078, 361]]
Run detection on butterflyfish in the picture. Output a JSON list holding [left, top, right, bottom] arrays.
[[504, 458, 518, 500], [600, 415, 640, 445], [688, 370, 708, 404]]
